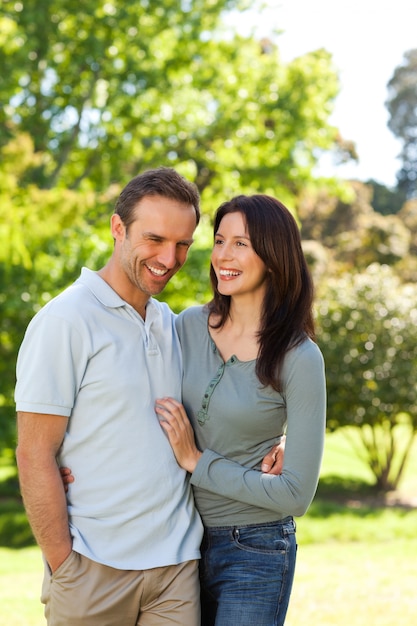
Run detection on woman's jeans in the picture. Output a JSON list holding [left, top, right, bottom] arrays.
[[200, 517, 297, 626]]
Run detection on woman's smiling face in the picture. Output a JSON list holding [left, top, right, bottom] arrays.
[[211, 211, 269, 300]]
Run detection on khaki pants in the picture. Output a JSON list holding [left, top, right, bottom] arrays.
[[41, 551, 200, 626]]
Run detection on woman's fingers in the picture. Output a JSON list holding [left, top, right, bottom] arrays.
[[155, 397, 188, 428], [155, 397, 201, 473]]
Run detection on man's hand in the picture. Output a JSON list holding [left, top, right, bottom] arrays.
[[60, 467, 75, 492], [261, 435, 286, 475]]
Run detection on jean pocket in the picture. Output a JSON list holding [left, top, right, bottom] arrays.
[[233, 525, 291, 555]]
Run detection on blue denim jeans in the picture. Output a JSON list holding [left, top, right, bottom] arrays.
[[200, 517, 297, 626]]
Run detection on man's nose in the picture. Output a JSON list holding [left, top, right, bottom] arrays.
[[158, 243, 177, 268]]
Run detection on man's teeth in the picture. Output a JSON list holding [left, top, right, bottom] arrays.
[[219, 269, 240, 277], [147, 265, 168, 276]]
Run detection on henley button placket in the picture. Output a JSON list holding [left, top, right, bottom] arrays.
[[196, 356, 237, 425]]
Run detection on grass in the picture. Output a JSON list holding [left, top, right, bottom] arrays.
[[1, 429, 417, 625], [0, 547, 44, 626], [3, 540, 417, 626], [0, 463, 34, 548], [285, 540, 417, 625], [285, 428, 417, 625]]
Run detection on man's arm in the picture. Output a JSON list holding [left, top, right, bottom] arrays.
[[16, 411, 72, 572]]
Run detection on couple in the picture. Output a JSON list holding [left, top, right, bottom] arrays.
[[15, 167, 326, 626]]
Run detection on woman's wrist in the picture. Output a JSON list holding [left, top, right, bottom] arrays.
[[187, 450, 203, 473]]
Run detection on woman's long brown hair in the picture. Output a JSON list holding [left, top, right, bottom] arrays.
[[207, 194, 315, 392]]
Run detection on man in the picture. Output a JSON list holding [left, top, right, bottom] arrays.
[[15, 167, 284, 626], [15, 167, 204, 626]]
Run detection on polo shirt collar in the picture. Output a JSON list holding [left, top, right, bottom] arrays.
[[78, 267, 159, 319]]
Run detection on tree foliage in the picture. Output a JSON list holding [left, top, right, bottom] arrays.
[[301, 182, 417, 491], [364, 179, 406, 215], [316, 264, 417, 491], [0, 134, 112, 448], [298, 181, 411, 274], [0, 1, 346, 452], [6, 0, 415, 498], [0, 0, 341, 202], [386, 48, 417, 199]]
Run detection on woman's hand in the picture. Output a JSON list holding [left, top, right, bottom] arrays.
[[59, 467, 74, 492], [155, 397, 202, 473]]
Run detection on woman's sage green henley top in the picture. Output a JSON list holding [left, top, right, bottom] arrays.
[[176, 305, 326, 528]]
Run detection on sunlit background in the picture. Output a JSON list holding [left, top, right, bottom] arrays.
[[226, 0, 417, 186], [1, 2, 417, 624]]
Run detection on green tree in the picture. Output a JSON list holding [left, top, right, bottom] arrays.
[[386, 48, 417, 199], [317, 263, 417, 491], [398, 197, 417, 254], [365, 179, 406, 215], [0, 0, 341, 203], [0, 134, 111, 450], [0, 0, 347, 454], [298, 181, 411, 271], [394, 198, 417, 283]]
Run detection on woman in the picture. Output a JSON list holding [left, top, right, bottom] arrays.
[[155, 194, 326, 626]]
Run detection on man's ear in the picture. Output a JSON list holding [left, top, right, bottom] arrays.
[[110, 213, 126, 241]]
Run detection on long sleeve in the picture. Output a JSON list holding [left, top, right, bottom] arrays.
[[190, 340, 326, 518]]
